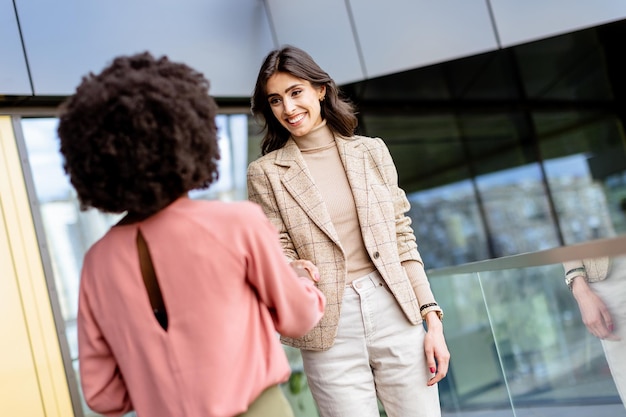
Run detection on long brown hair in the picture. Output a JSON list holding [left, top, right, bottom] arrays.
[[251, 45, 358, 155]]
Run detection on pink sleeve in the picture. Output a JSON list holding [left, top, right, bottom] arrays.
[[245, 204, 326, 338], [77, 266, 133, 416]]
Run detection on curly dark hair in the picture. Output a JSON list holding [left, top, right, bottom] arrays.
[[251, 45, 358, 155], [57, 52, 220, 216]]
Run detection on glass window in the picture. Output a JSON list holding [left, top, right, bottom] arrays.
[[408, 180, 489, 268], [539, 114, 626, 244]]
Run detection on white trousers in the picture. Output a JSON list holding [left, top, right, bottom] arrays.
[[301, 271, 441, 417], [593, 255, 626, 407]]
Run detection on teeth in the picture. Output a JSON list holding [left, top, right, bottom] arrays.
[[288, 114, 305, 124]]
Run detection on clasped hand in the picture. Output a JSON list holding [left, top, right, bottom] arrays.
[[290, 259, 320, 283]]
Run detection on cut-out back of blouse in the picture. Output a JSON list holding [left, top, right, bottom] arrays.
[[136, 229, 168, 330]]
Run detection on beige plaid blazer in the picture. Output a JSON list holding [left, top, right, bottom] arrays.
[[247, 135, 431, 351]]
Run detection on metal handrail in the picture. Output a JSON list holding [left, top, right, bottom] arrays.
[[427, 234, 626, 276]]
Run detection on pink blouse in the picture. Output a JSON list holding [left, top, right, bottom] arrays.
[[77, 197, 325, 417]]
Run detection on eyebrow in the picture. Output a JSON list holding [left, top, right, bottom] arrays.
[[267, 83, 304, 98]]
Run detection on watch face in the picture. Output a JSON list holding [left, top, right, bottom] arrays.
[[565, 274, 586, 291]]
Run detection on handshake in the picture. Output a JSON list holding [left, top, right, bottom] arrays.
[[290, 259, 320, 283]]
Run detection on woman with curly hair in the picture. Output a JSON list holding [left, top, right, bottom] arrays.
[[58, 52, 325, 417], [247, 45, 449, 417]]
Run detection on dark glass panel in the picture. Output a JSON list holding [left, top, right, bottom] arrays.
[[445, 51, 519, 101], [361, 114, 465, 192], [353, 64, 450, 102], [515, 30, 613, 100]]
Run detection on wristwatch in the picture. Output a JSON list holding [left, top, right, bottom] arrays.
[[565, 267, 587, 291], [420, 302, 444, 321]]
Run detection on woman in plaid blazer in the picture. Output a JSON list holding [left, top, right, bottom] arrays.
[[247, 45, 449, 417]]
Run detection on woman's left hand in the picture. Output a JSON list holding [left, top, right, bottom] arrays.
[[423, 312, 450, 386]]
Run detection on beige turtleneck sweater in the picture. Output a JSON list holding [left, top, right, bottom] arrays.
[[294, 121, 429, 293], [297, 123, 376, 283]]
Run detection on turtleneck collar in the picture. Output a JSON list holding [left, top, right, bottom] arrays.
[[292, 119, 334, 151]]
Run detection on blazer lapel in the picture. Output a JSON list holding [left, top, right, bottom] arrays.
[[276, 139, 341, 245]]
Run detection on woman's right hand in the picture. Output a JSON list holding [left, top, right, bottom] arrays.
[[290, 259, 320, 283]]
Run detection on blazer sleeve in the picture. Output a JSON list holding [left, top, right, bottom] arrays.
[[77, 270, 133, 416], [244, 203, 326, 338], [247, 160, 299, 261], [373, 137, 420, 261], [374, 137, 440, 309], [563, 260, 585, 274]]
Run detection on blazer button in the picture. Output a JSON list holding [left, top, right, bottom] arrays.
[[373, 251, 380, 259]]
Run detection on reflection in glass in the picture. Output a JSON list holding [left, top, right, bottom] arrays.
[[430, 257, 626, 416], [562, 255, 626, 407], [475, 162, 560, 256], [408, 180, 489, 268], [479, 262, 625, 414], [539, 114, 626, 245]]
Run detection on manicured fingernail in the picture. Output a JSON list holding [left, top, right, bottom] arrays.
[[430, 367, 436, 373], [315, 273, 320, 280], [609, 324, 615, 332]]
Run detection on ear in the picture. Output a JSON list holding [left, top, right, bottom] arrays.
[[319, 85, 326, 101]]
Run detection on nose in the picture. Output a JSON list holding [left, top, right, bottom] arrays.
[[283, 97, 296, 114]]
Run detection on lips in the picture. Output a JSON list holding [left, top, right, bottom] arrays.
[[287, 113, 305, 125]]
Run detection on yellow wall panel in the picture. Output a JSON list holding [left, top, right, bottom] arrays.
[[0, 116, 74, 417], [0, 213, 45, 416]]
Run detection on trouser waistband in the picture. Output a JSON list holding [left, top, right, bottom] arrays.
[[347, 270, 385, 291]]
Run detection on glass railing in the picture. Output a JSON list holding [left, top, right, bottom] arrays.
[[426, 235, 626, 417]]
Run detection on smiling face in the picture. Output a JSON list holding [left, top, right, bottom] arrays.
[[266, 72, 326, 138]]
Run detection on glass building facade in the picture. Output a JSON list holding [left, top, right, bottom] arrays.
[[341, 19, 626, 263]]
